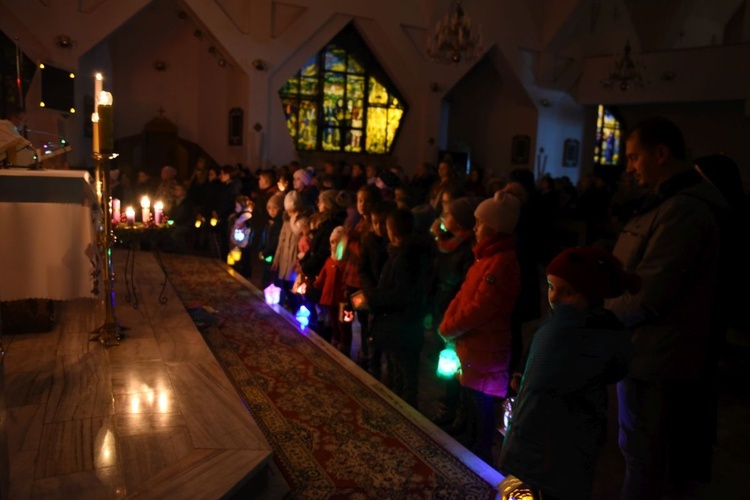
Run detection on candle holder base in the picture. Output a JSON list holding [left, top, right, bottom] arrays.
[[90, 322, 124, 347]]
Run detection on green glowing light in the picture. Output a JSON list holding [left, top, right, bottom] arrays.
[[335, 240, 346, 261], [440, 222, 447, 232], [264, 255, 273, 263], [436, 345, 460, 378], [167, 219, 174, 226]]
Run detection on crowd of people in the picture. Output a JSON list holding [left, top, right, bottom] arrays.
[[112, 117, 747, 499]]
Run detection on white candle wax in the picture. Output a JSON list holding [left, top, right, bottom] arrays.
[[154, 201, 164, 224], [112, 198, 121, 222], [94, 73, 103, 106], [126, 207, 135, 227], [142, 208, 151, 224]]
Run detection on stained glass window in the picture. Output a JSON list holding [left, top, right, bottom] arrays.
[[594, 105, 622, 165], [279, 24, 407, 154]]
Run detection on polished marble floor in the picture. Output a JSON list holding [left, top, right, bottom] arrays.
[[2, 251, 273, 499]]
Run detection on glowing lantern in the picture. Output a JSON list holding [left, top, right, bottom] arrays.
[[230, 247, 242, 262], [210, 217, 218, 227], [227, 254, 235, 266], [436, 344, 460, 379], [263, 284, 281, 305], [295, 305, 310, 327], [195, 216, 203, 228]]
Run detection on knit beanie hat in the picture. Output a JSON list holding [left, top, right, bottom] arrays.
[[474, 191, 520, 234], [329, 226, 345, 244], [267, 192, 285, 212], [447, 196, 481, 231], [284, 190, 301, 212], [546, 246, 641, 304], [293, 168, 312, 187]]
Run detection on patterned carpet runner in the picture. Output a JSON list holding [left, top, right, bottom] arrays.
[[162, 254, 496, 499]]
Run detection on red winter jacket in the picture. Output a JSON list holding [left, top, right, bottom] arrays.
[[439, 233, 520, 398], [313, 256, 346, 307]]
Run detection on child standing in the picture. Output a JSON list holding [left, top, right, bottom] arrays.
[[357, 200, 397, 378], [429, 197, 480, 431], [230, 195, 254, 278], [343, 185, 382, 365], [497, 246, 638, 500], [312, 226, 349, 353], [273, 191, 305, 311], [258, 192, 284, 288], [439, 191, 522, 464], [360, 208, 432, 408]]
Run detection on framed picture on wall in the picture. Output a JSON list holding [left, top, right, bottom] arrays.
[[563, 138, 579, 167], [228, 107, 243, 146], [511, 135, 530, 165]]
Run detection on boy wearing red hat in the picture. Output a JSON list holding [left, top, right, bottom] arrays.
[[498, 246, 639, 500]]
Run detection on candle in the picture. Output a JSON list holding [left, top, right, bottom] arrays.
[[92, 112, 100, 155], [112, 198, 121, 223], [95, 73, 103, 104], [93, 73, 103, 155], [97, 92, 113, 156], [154, 201, 164, 224], [125, 206, 135, 227]]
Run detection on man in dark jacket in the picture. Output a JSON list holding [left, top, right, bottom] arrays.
[[605, 117, 726, 499]]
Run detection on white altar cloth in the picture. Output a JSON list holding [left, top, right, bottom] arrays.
[[0, 169, 101, 302]]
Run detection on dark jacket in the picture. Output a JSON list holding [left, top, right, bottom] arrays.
[[432, 234, 474, 320], [259, 213, 283, 260], [300, 209, 347, 279], [368, 236, 431, 352], [498, 304, 631, 499], [605, 170, 726, 381], [358, 232, 389, 294]]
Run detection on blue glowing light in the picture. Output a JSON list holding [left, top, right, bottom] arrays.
[[295, 305, 311, 327]]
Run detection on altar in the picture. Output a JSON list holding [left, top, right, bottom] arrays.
[[0, 169, 101, 303]]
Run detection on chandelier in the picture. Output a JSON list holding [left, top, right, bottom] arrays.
[[427, 0, 483, 64], [600, 41, 645, 91]]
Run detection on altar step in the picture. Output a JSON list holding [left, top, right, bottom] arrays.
[[1, 249, 274, 499]]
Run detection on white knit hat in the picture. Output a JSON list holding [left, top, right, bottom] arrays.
[[474, 191, 520, 234], [284, 190, 301, 212]]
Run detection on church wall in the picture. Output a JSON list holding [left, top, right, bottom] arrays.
[[106, 0, 249, 172], [444, 56, 538, 182], [618, 100, 750, 188]]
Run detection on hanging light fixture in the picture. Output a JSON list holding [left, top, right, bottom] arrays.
[[427, 0, 484, 64], [600, 41, 646, 91]]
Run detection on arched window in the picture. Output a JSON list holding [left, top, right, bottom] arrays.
[[593, 105, 623, 165], [279, 24, 407, 154]]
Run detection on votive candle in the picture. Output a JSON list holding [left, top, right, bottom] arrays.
[[154, 201, 163, 224], [125, 206, 135, 227], [112, 198, 121, 222]]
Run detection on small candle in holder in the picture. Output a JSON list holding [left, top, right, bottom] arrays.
[[140, 196, 151, 224], [112, 198, 121, 223], [125, 206, 135, 227], [154, 201, 164, 224]]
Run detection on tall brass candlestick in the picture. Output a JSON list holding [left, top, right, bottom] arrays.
[[91, 81, 121, 347]]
